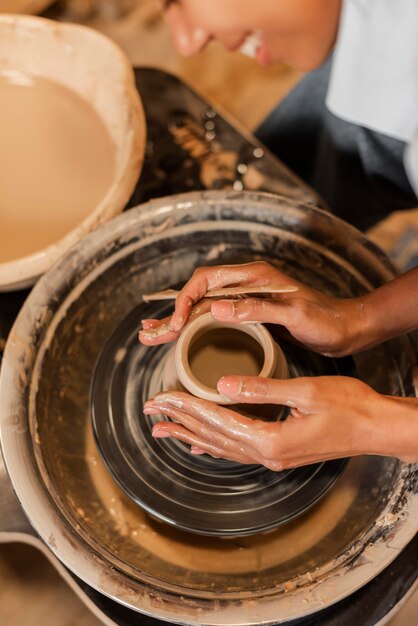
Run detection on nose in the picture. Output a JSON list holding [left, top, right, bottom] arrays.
[[164, 5, 210, 56]]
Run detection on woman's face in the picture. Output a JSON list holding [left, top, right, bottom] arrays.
[[162, 0, 341, 70]]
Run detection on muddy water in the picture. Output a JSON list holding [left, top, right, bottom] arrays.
[[0, 70, 115, 262], [85, 423, 359, 576]]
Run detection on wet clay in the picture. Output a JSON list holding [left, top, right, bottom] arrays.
[[0, 71, 115, 263], [188, 328, 264, 389]]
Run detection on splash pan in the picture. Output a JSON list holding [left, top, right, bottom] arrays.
[[1, 191, 418, 625]]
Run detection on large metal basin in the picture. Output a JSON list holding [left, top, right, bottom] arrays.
[[1, 191, 417, 624]]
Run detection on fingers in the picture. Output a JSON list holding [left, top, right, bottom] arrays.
[[139, 312, 178, 344], [145, 398, 261, 462], [211, 297, 294, 325], [138, 318, 178, 345], [170, 262, 277, 332], [152, 418, 340, 468], [217, 375, 316, 410], [139, 294, 286, 344], [152, 422, 257, 465], [190, 446, 206, 455], [141, 319, 160, 330], [139, 261, 294, 341], [144, 391, 265, 449], [138, 299, 212, 345], [142, 378, 372, 469]]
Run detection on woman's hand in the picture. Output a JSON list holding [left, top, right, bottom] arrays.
[[139, 261, 367, 357], [139, 297, 213, 346], [144, 375, 418, 468]]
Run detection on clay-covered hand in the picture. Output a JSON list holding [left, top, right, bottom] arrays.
[[139, 297, 214, 345], [144, 376, 418, 468], [139, 261, 366, 356]]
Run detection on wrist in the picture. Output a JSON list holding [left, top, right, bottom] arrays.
[[351, 271, 418, 349], [341, 293, 388, 354], [367, 396, 418, 462], [337, 295, 375, 355]]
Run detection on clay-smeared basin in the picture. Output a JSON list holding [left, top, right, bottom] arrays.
[[1, 191, 418, 625], [0, 14, 145, 290]]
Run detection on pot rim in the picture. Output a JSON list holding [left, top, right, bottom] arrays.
[[176, 312, 281, 403]]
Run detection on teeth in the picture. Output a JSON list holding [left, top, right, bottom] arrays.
[[239, 31, 262, 59]]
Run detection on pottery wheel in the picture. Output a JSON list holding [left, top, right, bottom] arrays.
[[4, 192, 418, 624], [91, 298, 349, 536]]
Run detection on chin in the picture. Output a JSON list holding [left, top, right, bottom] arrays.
[[292, 45, 334, 71]]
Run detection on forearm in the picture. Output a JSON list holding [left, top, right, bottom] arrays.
[[347, 268, 418, 353]]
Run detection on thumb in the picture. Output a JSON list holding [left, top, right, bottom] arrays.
[[217, 375, 300, 406]]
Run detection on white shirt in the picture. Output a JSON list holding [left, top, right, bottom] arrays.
[[326, 0, 418, 195]]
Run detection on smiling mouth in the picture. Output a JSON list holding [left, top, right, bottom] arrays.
[[239, 31, 262, 58]]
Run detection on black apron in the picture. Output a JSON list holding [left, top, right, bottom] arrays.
[[256, 56, 418, 231]]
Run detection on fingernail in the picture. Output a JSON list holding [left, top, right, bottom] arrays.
[[139, 323, 171, 339], [155, 394, 184, 409], [143, 399, 157, 410], [217, 376, 243, 396], [170, 315, 184, 333], [141, 319, 159, 330], [211, 300, 235, 319], [191, 446, 205, 455], [143, 406, 160, 415], [152, 429, 171, 438]]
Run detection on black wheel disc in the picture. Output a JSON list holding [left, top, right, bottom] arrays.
[[91, 298, 350, 537]]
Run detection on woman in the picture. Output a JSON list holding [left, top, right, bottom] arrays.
[[161, 0, 418, 230]]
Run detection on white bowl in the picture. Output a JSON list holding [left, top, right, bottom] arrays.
[[0, 14, 145, 290]]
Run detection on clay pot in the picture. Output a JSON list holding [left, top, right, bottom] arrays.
[[162, 312, 288, 404]]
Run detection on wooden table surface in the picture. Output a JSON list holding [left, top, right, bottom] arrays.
[[0, 543, 102, 626]]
